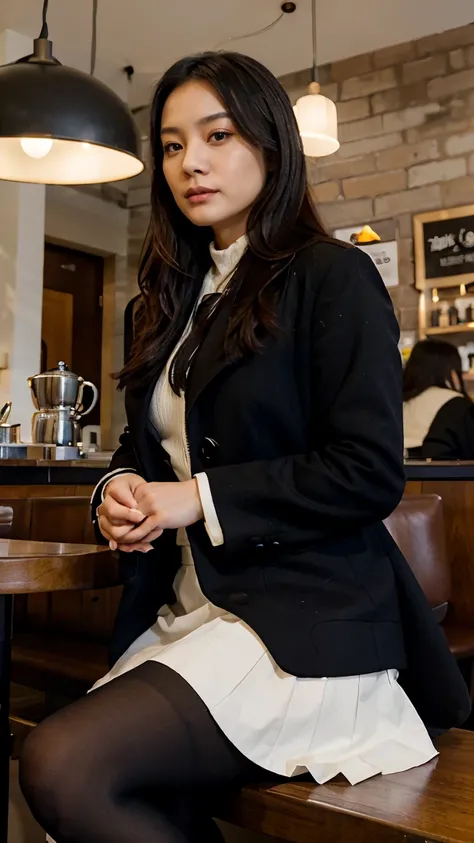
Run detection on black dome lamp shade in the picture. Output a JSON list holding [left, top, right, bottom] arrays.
[[0, 0, 144, 184]]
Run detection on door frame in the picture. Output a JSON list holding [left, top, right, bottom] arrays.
[[44, 237, 120, 451]]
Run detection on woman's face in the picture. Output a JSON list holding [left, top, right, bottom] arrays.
[[160, 79, 266, 248]]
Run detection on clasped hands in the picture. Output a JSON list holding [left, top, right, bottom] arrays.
[[97, 474, 204, 553]]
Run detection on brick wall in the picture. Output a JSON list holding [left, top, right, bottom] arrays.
[[126, 22, 474, 335], [281, 22, 474, 332]]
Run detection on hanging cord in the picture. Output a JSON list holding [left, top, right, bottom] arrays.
[[213, 10, 285, 50], [311, 0, 318, 83], [90, 0, 98, 75], [39, 0, 49, 38]]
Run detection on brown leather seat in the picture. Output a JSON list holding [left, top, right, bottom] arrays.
[[384, 495, 450, 623], [385, 494, 474, 673]]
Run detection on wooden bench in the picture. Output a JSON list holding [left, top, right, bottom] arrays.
[[217, 728, 474, 843]]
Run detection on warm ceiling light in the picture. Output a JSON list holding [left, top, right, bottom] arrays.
[[20, 137, 54, 159], [0, 0, 144, 184], [294, 0, 339, 157]]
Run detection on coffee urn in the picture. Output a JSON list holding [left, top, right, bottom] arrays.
[[28, 361, 98, 458]]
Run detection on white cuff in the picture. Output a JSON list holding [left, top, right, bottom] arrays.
[[194, 472, 224, 547], [90, 468, 139, 505]]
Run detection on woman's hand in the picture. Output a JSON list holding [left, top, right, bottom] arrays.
[[112, 480, 204, 551], [97, 474, 153, 554]]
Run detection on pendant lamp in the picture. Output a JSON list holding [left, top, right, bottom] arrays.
[[0, 0, 144, 184], [293, 0, 339, 157]]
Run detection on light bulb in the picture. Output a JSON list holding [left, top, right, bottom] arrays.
[[293, 88, 339, 158], [20, 138, 54, 159]]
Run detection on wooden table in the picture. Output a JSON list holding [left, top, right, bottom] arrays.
[[0, 539, 118, 843]]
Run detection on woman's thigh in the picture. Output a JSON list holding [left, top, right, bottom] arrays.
[[20, 661, 261, 801]]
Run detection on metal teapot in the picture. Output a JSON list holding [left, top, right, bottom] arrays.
[[28, 361, 98, 415]]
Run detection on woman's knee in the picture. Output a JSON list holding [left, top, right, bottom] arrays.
[[19, 716, 96, 832]]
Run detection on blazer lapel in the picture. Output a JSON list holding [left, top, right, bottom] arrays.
[[185, 290, 236, 416]]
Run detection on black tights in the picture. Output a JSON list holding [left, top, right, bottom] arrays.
[[19, 662, 272, 842]]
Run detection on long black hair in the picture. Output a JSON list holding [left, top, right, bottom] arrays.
[[402, 339, 467, 402], [119, 51, 334, 393]]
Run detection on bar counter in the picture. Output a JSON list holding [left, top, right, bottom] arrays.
[[0, 457, 473, 488], [0, 458, 109, 489], [405, 460, 474, 480]]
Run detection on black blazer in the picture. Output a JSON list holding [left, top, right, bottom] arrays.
[[93, 241, 470, 733]]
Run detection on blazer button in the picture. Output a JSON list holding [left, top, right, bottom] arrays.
[[201, 437, 220, 465], [230, 592, 249, 605], [250, 536, 265, 548]]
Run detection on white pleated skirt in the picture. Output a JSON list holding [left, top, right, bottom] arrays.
[[92, 556, 437, 786]]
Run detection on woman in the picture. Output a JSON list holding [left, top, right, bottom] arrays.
[[20, 52, 469, 843], [403, 339, 474, 459]]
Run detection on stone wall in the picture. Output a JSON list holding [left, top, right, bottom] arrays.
[[126, 22, 474, 335], [281, 22, 474, 333]]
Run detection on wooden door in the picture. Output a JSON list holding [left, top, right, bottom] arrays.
[[43, 244, 104, 428], [41, 289, 74, 372]]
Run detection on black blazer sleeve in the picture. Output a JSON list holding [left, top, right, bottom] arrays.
[[90, 427, 141, 540], [422, 395, 474, 460], [205, 248, 405, 554]]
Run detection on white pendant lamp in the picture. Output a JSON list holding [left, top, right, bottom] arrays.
[[293, 0, 339, 157], [0, 0, 144, 184]]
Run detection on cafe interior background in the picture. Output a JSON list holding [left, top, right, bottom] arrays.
[[1, 0, 474, 840]]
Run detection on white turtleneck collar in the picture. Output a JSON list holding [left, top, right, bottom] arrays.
[[209, 234, 247, 285]]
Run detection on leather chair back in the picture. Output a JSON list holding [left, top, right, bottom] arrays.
[[384, 495, 451, 623]]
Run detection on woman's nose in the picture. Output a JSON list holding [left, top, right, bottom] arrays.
[[182, 142, 210, 176]]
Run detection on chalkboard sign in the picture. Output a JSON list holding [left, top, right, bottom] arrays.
[[414, 205, 474, 289]]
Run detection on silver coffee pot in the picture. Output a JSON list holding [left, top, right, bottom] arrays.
[[28, 362, 99, 447], [30, 409, 82, 448], [28, 361, 98, 413]]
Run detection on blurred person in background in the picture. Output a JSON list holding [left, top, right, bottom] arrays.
[[403, 339, 474, 460]]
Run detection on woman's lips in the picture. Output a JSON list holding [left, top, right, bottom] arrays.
[[188, 192, 216, 204], [185, 188, 218, 204]]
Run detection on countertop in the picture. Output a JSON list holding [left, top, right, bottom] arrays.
[[405, 460, 474, 480], [0, 457, 473, 486], [0, 457, 110, 486], [0, 459, 110, 468]]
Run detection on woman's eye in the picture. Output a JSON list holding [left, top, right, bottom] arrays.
[[210, 131, 231, 143], [163, 142, 182, 154]]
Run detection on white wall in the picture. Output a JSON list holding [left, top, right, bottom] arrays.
[[45, 187, 128, 257]]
